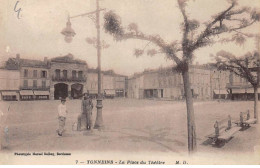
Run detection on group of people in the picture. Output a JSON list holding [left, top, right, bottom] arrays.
[[57, 93, 94, 136]]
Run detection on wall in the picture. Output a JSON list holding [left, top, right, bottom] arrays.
[[0, 69, 20, 90], [20, 67, 50, 89], [50, 62, 88, 99]]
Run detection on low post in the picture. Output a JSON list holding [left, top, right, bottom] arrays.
[[240, 112, 243, 126], [214, 121, 219, 137], [227, 115, 232, 130], [247, 110, 250, 120]]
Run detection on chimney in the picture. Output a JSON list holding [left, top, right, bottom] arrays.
[[16, 54, 20, 60], [44, 57, 48, 63]]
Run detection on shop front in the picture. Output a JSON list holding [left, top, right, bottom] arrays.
[[104, 89, 116, 99], [213, 89, 229, 99], [88, 90, 98, 99], [33, 91, 50, 100], [1, 91, 18, 101], [115, 89, 124, 97], [20, 90, 34, 101]]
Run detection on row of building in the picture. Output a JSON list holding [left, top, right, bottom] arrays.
[[127, 64, 256, 101], [0, 53, 127, 101], [0, 53, 256, 101]]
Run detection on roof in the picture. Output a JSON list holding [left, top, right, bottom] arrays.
[[5, 58, 19, 70], [5, 57, 49, 69], [51, 53, 87, 65], [19, 59, 49, 68], [129, 63, 215, 80]]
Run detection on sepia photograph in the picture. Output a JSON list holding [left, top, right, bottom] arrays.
[[0, 0, 260, 165]]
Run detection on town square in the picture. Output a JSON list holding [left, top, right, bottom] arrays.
[[0, 0, 260, 165]]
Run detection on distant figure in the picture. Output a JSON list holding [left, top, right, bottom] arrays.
[[78, 93, 93, 130], [57, 98, 68, 136], [86, 94, 94, 130], [77, 95, 87, 131]]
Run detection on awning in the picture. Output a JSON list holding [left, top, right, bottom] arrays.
[[34, 91, 50, 96], [20, 90, 34, 95], [213, 89, 228, 95], [105, 89, 116, 95], [245, 88, 254, 94], [1, 91, 18, 96], [237, 88, 260, 94], [88, 90, 98, 94], [232, 89, 246, 94]]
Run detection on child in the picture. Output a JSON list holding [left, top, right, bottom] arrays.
[[57, 98, 68, 136]]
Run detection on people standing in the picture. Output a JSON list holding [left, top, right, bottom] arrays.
[[77, 93, 94, 131], [77, 95, 87, 131], [86, 94, 94, 130], [57, 98, 68, 136]]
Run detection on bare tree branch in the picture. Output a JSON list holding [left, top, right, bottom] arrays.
[[192, 2, 236, 50], [113, 28, 182, 64], [215, 50, 258, 87]]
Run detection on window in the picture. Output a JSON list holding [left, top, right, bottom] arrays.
[[168, 78, 172, 86], [78, 71, 83, 79], [33, 70, 37, 78], [23, 80, 28, 88], [72, 70, 77, 79], [173, 75, 176, 86], [63, 70, 67, 79], [42, 81, 46, 88], [55, 69, 60, 79], [41, 71, 47, 78], [24, 69, 28, 77], [33, 80, 37, 88]]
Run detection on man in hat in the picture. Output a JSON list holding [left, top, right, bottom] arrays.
[[57, 98, 68, 136], [77, 94, 87, 131], [85, 94, 94, 130], [79, 93, 93, 130]]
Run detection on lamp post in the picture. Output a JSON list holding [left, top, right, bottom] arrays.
[[61, 0, 105, 129], [218, 71, 221, 100]]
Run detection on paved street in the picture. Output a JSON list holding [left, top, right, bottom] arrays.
[[0, 99, 259, 156]]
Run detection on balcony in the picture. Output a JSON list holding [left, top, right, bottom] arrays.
[[52, 76, 86, 82]]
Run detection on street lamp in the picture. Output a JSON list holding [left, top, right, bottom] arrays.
[[61, 17, 76, 43], [218, 71, 221, 99], [61, 0, 104, 129]]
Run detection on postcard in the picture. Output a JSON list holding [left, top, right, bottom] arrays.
[[0, 0, 259, 165]]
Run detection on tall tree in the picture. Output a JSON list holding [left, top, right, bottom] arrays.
[[215, 50, 260, 123], [103, 0, 260, 153]]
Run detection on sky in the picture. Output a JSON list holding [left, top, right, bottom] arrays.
[[0, 0, 259, 75]]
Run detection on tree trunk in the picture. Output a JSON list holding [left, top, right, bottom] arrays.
[[254, 86, 258, 123], [182, 70, 197, 153]]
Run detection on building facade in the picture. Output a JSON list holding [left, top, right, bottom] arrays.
[[19, 57, 51, 100], [4, 54, 51, 101], [210, 69, 230, 99], [0, 69, 20, 101], [226, 71, 258, 100], [0, 54, 129, 101], [115, 75, 127, 97], [50, 54, 88, 100], [128, 65, 221, 100], [4, 53, 256, 101], [86, 69, 128, 98]]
